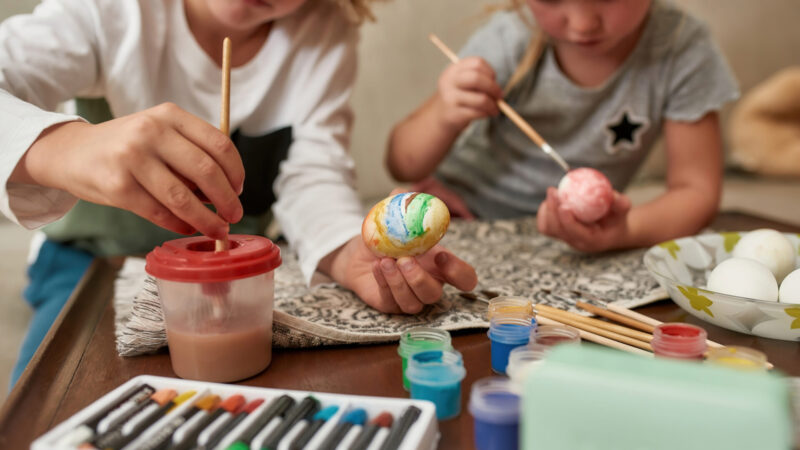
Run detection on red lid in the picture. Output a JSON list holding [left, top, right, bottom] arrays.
[[145, 234, 281, 283]]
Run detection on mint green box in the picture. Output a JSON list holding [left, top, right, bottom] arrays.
[[523, 345, 792, 450]]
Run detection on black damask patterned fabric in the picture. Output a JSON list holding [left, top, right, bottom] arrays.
[[114, 218, 666, 356]]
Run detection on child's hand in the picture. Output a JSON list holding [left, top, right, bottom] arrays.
[[21, 103, 244, 240], [436, 57, 503, 132], [537, 187, 632, 252], [411, 177, 475, 219], [324, 236, 478, 314]]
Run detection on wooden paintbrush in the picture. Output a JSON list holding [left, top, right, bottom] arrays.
[[428, 33, 570, 173]]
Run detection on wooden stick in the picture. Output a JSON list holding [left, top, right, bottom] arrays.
[[575, 301, 655, 333], [215, 37, 231, 253], [427, 34, 570, 173], [605, 303, 725, 349], [537, 304, 653, 343], [537, 315, 652, 357], [536, 310, 653, 352]]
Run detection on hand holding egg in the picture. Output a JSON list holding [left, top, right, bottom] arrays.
[[362, 192, 450, 258]]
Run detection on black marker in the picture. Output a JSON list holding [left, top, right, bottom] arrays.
[[350, 411, 394, 450], [169, 394, 245, 450], [317, 408, 367, 450], [200, 398, 264, 450], [288, 405, 339, 450], [379, 406, 421, 450], [261, 395, 320, 450], [225, 395, 294, 450], [55, 383, 155, 447]]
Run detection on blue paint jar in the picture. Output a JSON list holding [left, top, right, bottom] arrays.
[[397, 327, 453, 391], [488, 315, 534, 374], [406, 349, 466, 420], [469, 377, 521, 450]]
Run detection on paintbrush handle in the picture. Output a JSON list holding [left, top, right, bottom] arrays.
[[536, 310, 653, 351], [537, 304, 653, 342], [427, 34, 569, 173], [215, 37, 232, 252], [575, 301, 655, 333], [536, 315, 652, 357], [606, 303, 725, 349]]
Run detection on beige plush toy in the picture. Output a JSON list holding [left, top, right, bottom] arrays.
[[730, 67, 800, 176]]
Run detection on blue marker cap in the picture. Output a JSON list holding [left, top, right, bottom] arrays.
[[314, 405, 339, 421], [343, 408, 367, 425]]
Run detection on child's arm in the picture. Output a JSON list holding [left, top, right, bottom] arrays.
[[538, 112, 722, 251], [386, 57, 502, 182], [8, 104, 245, 240]]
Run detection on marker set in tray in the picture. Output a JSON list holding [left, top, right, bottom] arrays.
[[33, 375, 438, 450]]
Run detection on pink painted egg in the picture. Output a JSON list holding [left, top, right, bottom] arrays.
[[557, 168, 614, 223]]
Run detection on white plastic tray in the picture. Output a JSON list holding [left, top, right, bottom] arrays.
[[31, 375, 439, 450]]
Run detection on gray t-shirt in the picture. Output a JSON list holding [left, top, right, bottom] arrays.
[[436, 0, 739, 219]]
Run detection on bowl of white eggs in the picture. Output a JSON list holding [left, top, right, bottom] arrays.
[[643, 229, 800, 341]]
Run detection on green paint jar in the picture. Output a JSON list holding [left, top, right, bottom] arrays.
[[398, 327, 453, 391]]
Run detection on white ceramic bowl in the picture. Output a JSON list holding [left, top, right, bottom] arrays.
[[643, 231, 800, 341]]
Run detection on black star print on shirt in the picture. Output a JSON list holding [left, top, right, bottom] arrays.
[[608, 111, 643, 146]]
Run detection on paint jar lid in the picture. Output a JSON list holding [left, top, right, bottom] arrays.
[[145, 234, 281, 283], [706, 346, 768, 371], [488, 296, 533, 320], [398, 327, 453, 358], [406, 349, 466, 387], [532, 324, 581, 347], [651, 323, 707, 359], [468, 377, 520, 424], [488, 315, 535, 345]]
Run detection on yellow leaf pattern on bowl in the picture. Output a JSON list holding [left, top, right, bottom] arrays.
[[659, 241, 680, 259], [677, 286, 715, 318], [785, 307, 800, 330], [720, 232, 741, 253]]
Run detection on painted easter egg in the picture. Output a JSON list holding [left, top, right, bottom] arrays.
[[362, 192, 450, 258], [557, 168, 614, 223]]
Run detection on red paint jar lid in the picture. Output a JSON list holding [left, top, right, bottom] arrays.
[[145, 234, 281, 283]]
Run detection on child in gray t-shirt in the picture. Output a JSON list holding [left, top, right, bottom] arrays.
[[387, 0, 738, 253]]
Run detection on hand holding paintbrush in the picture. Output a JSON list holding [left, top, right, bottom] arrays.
[[428, 34, 570, 173]]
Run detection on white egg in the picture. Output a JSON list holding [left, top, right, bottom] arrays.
[[779, 269, 800, 304], [706, 257, 779, 302], [732, 229, 796, 283]]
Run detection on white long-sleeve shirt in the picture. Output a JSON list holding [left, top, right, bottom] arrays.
[[0, 0, 364, 283]]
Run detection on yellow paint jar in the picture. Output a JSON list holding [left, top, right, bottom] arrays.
[[705, 346, 768, 371], [487, 296, 534, 320]]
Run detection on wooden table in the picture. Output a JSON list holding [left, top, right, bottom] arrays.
[[2, 212, 800, 449]]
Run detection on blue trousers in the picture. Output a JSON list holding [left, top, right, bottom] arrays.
[[9, 240, 93, 388]]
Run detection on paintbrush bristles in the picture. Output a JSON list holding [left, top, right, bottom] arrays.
[[215, 37, 232, 253]]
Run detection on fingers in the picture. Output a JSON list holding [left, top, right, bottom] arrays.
[[155, 103, 245, 194], [611, 192, 632, 215], [432, 250, 478, 292], [539, 188, 563, 236], [370, 262, 403, 315], [378, 258, 425, 314], [113, 177, 196, 236], [157, 127, 243, 223], [397, 257, 443, 304], [131, 152, 230, 239]]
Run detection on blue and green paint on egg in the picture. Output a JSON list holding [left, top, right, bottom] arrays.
[[362, 192, 451, 258]]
